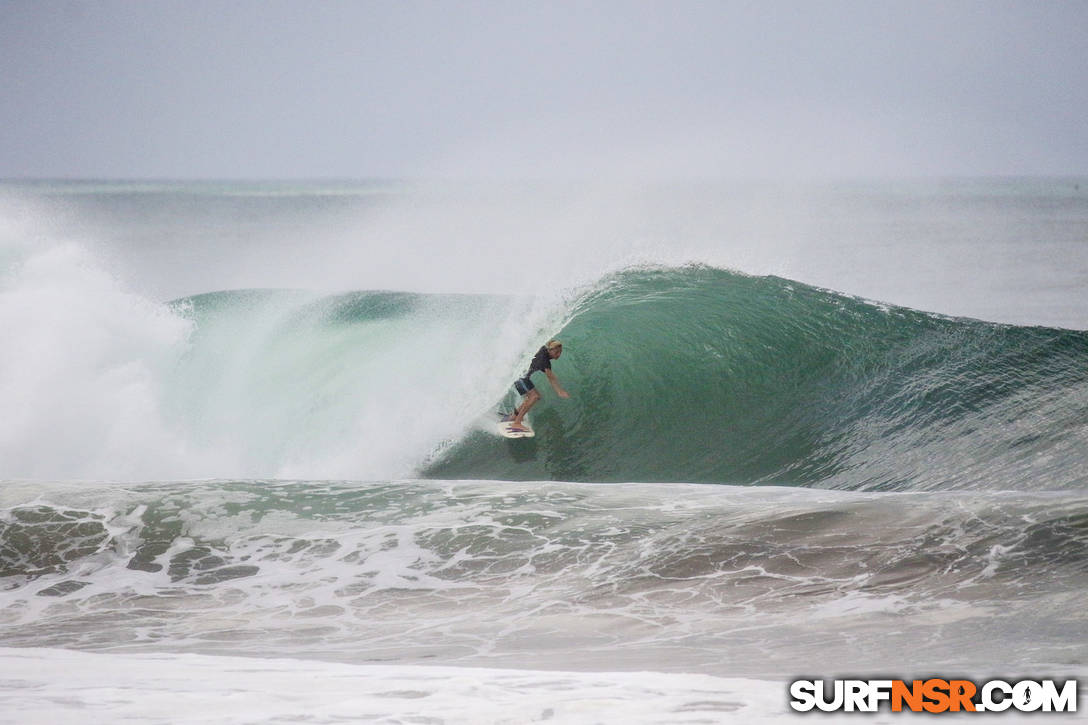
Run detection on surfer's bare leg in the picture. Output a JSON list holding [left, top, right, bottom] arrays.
[[511, 390, 540, 428]]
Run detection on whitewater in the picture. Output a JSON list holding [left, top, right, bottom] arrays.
[[1, 178, 1086, 723]]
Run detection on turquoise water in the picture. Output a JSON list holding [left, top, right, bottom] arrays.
[[431, 266, 1088, 488]]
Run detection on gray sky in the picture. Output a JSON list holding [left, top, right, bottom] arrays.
[[2, 0, 1086, 179]]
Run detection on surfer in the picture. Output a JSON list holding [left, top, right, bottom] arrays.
[[507, 340, 569, 431]]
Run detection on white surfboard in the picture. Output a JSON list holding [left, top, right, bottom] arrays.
[[497, 416, 534, 439]]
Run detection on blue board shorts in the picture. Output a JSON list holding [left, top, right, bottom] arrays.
[[513, 377, 535, 395]]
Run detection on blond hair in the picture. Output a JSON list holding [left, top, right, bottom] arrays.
[[546, 339, 563, 351]]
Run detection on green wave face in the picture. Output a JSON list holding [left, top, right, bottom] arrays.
[[427, 266, 1088, 490]]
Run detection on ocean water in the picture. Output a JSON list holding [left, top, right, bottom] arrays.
[[1, 178, 1086, 723]]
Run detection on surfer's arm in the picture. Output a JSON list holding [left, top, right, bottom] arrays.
[[545, 369, 570, 399]]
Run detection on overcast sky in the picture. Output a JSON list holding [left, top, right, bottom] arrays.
[[2, 0, 1086, 179]]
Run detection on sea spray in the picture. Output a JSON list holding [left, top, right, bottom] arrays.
[[0, 242, 194, 479], [0, 237, 574, 480]]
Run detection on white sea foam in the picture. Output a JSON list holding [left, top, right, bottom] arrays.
[[0, 647, 792, 725], [2, 480, 1084, 679], [1, 647, 1079, 724]]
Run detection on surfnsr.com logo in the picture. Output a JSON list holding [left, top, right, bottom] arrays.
[[789, 678, 1078, 713]]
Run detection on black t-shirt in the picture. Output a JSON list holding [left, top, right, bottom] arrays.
[[525, 346, 551, 378]]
